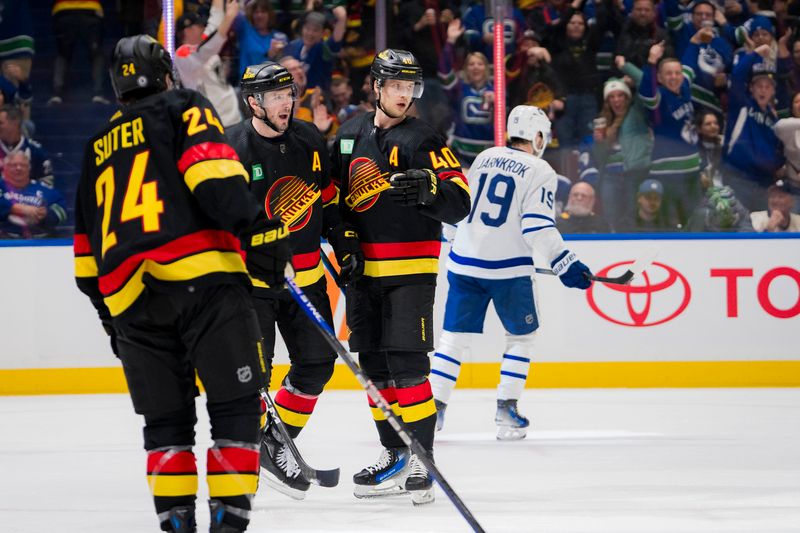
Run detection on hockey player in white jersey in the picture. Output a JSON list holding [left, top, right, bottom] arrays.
[[430, 105, 593, 440]]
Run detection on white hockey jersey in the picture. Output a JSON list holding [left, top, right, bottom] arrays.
[[447, 146, 570, 280]]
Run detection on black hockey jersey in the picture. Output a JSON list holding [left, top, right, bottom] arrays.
[[331, 112, 470, 285], [226, 119, 340, 293], [74, 89, 261, 317]]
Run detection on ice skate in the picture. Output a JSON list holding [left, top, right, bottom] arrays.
[[405, 454, 435, 505], [353, 447, 410, 498], [208, 499, 244, 532], [434, 399, 447, 431], [165, 504, 196, 532], [259, 421, 310, 500], [495, 399, 529, 440]]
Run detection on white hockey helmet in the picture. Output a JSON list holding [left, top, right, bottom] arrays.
[[507, 105, 552, 156]]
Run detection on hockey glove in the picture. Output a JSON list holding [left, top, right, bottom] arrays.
[[327, 224, 364, 287], [244, 216, 293, 288], [551, 250, 592, 290], [387, 168, 439, 206]]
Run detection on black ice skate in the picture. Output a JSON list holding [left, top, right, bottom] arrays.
[[259, 421, 310, 500], [495, 399, 530, 440], [353, 447, 410, 498], [434, 399, 447, 431], [165, 504, 196, 532], [404, 454, 435, 505], [208, 499, 244, 532]]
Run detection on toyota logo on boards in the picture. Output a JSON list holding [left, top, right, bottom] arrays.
[[587, 261, 691, 327]]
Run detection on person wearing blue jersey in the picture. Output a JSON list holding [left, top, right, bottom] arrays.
[[430, 105, 593, 441], [638, 40, 701, 227], [0, 151, 66, 238]]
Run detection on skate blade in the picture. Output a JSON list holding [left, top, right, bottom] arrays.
[[353, 481, 408, 499], [259, 469, 308, 501], [410, 488, 435, 506], [496, 426, 527, 441]]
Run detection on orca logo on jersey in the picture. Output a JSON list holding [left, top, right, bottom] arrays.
[[587, 261, 691, 327], [345, 157, 390, 212], [265, 175, 320, 232]]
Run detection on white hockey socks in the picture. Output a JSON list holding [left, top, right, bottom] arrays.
[[497, 333, 536, 401], [430, 330, 469, 404]]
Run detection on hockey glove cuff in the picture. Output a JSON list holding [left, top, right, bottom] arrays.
[[327, 224, 364, 287], [387, 168, 439, 206], [551, 250, 592, 290], [244, 216, 293, 288]]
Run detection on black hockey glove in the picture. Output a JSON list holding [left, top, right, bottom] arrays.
[[327, 224, 364, 287], [551, 250, 592, 290], [387, 168, 439, 206], [244, 216, 293, 288]]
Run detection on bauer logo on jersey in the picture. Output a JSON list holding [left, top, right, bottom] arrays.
[[345, 157, 390, 212], [252, 163, 264, 181], [265, 175, 320, 232], [340, 138, 354, 155]]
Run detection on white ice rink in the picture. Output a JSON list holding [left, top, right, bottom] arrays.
[[2, 388, 799, 532]]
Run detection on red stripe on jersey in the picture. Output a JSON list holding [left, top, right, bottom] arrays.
[[395, 380, 433, 407], [177, 142, 240, 174], [73, 233, 92, 255], [292, 249, 321, 270], [368, 386, 397, 407], [275, 388, 318, 414], [147, 450, 197, 475], [206, 446, 259, 474], [361, 241, 441, 260], [98, 229, 242, 295], [320, 182, 338, 203], [439, 170, 468, 184]]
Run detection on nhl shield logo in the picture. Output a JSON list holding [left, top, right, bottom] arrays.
[[237, 366, 253, 383]]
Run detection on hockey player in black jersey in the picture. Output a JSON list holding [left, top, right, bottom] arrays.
[[73, 35, 291, 533], [226, 62, 363, 501], [330, 49, 471, 505]]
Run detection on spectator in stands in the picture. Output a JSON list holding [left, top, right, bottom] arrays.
[[174, 0, 242, 126], [330, 75, 362, 125], [789, 38, 800, 92], [234, 0, 289, 78], [461, 1, 527, 58], [696, 109, 725, 188], [285, 7, 347, 92], [686, 185, 753, 231], [589, 65, 653, 231], [397, 1, 456, 135], [0, 2, 34, 99], [639, 41, 701, 228], [557, 181, 611, 233], [0, 105, 53, 187], [616, 0, 672, 68], [279, 56, 337, 138], [0, 57, 32, 109], [527, 0, 572, 46], [679, 16, 734, 116], [550, 0, 612, 149], [750, 180, 800, 231], [723, 49, 786, 211], [507, 30, 564, 115], [438, 19, 494, 166], [0, 151, 66, 239], [619, 178, 675, 232], [774, 91, 800, 194], [48, 0, 107, 105]]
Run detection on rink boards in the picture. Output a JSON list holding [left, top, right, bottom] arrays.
[[0, 235, 798, 394]]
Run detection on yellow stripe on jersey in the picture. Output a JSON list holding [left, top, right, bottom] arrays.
[[207, 473, 259, 497], [399, 399, 437, 423], [184, 159, 249, 192], [74, 256, 98, 278], [363, 258, 439, 278], [370, 402, 401, 421], [250, 261, 324, 289], [275, 404, 311, 428], [147, 474, 198, 497], [104, 251, 247, 316], [448, 176, 470, 195]]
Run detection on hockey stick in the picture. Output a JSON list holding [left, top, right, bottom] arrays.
[[259, 388, 340, 487], [284, 275, 486, 533], [536, 246, 658, 285], [319, 250, 342, 287]]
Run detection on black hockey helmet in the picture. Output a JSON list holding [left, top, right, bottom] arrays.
[[370, 49, 424, 98], [240, 62, 296, 106], [110, 35, 173, 101]]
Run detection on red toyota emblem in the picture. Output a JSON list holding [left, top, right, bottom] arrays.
[[587, 261, 691, 327]]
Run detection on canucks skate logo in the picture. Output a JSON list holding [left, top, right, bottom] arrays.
[[265, 176, 320, 232], [346, 157, 390, 212]]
